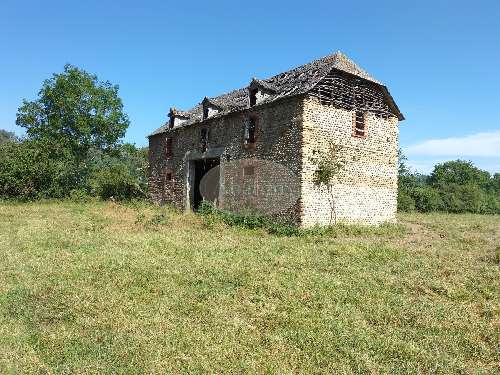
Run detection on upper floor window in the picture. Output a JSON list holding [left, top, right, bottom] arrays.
[[353, 111, 366, 137], [166, 137, 173, 157], [203, 106, 209, 120], [200, 128, 209, 152], [244, 117, 256, 145]]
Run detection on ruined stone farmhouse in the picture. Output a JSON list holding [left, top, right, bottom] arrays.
[[148, 51, 404, 226]]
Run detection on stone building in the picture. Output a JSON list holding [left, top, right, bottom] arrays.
[[148, 51, 404, 226]]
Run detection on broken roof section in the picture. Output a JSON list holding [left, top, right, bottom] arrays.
[[150, 51, 403, 136]]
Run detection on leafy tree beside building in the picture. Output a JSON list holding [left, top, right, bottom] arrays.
[[0, 65, 147, 200], [397, 155, 499, 214]]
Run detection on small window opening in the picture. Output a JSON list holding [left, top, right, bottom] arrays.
[[166, 137, 173, 157], [249, 88, 258, 107], [203, 106, 209, 120], [200, 128, 209, 152], [244, 118, 256, 145], [243, 166, 255, 177], [354, 111, 365, 137], [166, 172, 172, 182]]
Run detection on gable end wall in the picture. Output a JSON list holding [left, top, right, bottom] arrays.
[[300, 96, 399, 226]]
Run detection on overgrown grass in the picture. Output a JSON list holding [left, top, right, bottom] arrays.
[[198, 201, 407, 238], [0, 201, 498, 374]]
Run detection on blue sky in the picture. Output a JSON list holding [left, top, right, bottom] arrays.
[[1, 0, 499, 174]]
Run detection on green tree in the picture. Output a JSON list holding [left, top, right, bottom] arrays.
[[429, 160, 490, 188], [427, 160, 499, 214], [310, 142, 347, 224], [397, 149, 423, 211], [16, 64, 129, 159], [488, 173, 500, 194]]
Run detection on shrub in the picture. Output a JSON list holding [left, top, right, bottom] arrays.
[[438, 183, 487, 213], [90, 164, 144, 200], [482, 193, 500, 214], [197, 202, 405, 238], [68, 189, 93, 202], [86, 144, 148, 199], [458, 184, 486, 213], [412, 187, 443, 212], [198, 201, 299, 235], [397, 188, 416, 212], [0, 138, 147, 201], [0, 140, 81, 200]]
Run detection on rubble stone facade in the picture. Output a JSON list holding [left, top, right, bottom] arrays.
[[301, 96, 399, 225], [149, 96, 304, 216], [148, 51, 403, 226]]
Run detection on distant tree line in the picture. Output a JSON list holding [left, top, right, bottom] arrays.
[[0, 65, 147, 201], [398, 152, 499, 214]]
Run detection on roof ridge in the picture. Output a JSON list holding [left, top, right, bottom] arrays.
[[330, 51, 380, 84], [184, 51, 380, 111], [149, 51, 390, 136]]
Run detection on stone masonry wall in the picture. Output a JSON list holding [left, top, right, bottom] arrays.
[[148, 96, 304, 223], [300, 95, 399, 226], [148, 133, 168, 204]]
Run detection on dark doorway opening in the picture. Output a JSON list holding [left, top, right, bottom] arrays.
[[193, 157, 220, 210]]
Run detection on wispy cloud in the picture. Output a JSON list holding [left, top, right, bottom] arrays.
[[405, 157, 500, 175], [405, 130, 500, 157]]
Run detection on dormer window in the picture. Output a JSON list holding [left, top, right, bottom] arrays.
[[202, 98, 220, 120], [168, 107, 189, 129], [249, 88, 258, 107], [248, 78, 276, 108]]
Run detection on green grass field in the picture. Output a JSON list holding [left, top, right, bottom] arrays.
[[0, 201, 498, 374]]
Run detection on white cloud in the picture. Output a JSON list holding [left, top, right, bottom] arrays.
[[406, 157, 500, 175], [405, 130, 500, 157]]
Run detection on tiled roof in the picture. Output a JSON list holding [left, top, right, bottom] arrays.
[[149, 51, 393, 136]]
